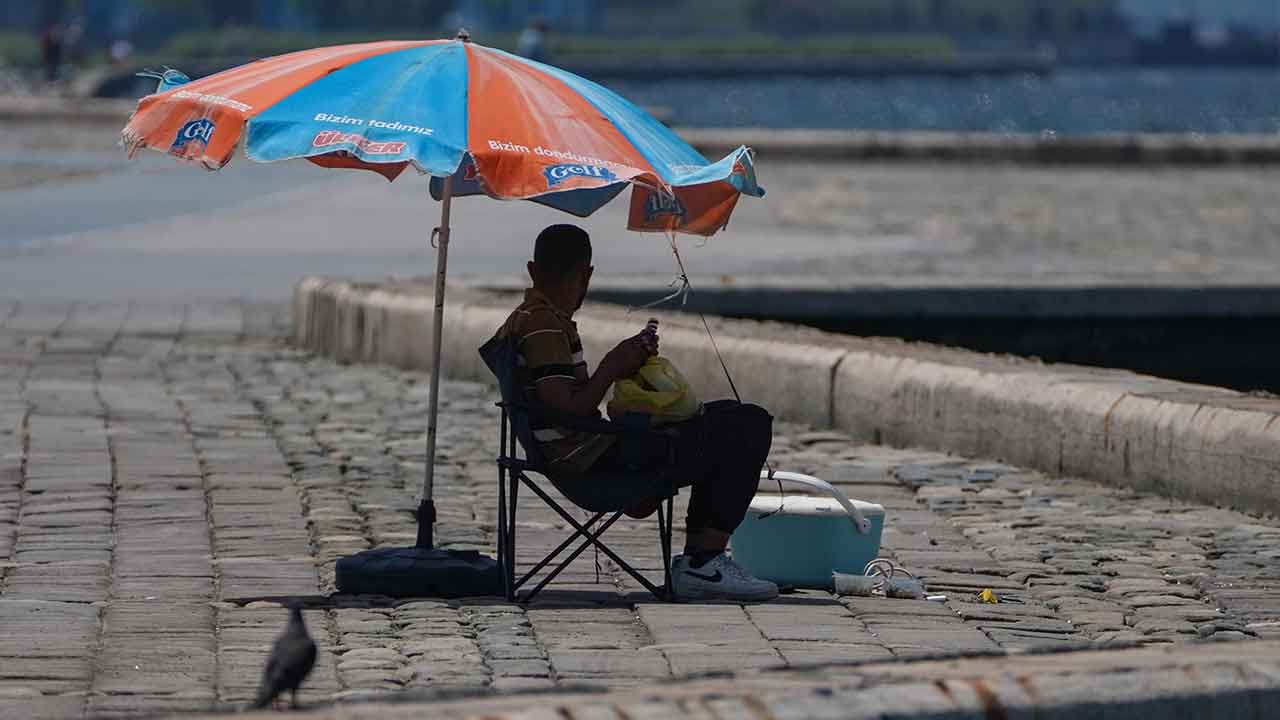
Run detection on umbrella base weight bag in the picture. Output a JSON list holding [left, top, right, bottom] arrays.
[[731, 472, 885, 591], [335, 547, 502, 598]]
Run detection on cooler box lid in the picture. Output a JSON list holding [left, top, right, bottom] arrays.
[[748, 494, 885, 519]]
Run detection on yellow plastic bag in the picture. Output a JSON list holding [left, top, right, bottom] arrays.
[[607, 356, 700, 425]]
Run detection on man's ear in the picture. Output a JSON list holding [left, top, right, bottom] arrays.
[[526, 261, 537, 284]]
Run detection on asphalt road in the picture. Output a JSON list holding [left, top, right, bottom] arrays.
[[4, 121, 1280, 303], [0, 148, 841, 302]]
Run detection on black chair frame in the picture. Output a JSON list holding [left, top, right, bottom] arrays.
[[495, 402, 677, 604]]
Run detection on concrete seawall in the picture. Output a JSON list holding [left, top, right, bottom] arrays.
[[681, 128, 1280, 165], [4, 96, 1279, 165], [294, 276, 1280, 518]]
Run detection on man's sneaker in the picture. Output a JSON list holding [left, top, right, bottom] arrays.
[[671, 552, 778, 602]]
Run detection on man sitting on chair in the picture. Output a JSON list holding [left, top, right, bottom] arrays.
[[491, 223, 778, 601]]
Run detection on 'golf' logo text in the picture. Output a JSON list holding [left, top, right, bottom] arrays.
[[170, 118, 215, 154], [543, 163, 617, 188]]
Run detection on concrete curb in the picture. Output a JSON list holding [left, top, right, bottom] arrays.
[[681, 127, 1280, 165], [225, 638, 1280, 719], [293, 277, 1280, 517], [568, 281, 1280, 321], [6, 96, 1280, 165]]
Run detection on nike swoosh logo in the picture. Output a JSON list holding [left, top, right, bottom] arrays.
[[684, 569, 722, 582]]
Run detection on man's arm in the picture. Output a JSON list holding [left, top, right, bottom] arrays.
[[535, 334, 651, 416], [518, 307, 653, 416], [535, 369, 617, 418]]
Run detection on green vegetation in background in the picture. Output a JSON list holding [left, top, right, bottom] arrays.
[[160, 28, 410, 60], [0, 32, 39, 67], [133, 0, 454, 31], [604, 0, 1124, 35], [2, 0, 1121, 69], [544, 33, 955, 59], [131, 28, 954, 66]]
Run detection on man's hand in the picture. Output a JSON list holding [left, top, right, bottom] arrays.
[[639, 324, 660, 355], [535, 331, 659, 419], [599, 333, 654, 382]]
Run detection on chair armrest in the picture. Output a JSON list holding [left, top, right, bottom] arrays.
[[498, 401, 674, 438]]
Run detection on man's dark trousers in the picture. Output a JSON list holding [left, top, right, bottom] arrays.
[[584, 400, 772, 534]]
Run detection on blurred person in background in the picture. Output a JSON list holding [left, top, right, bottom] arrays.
[[64, 18, 88, 69], [40, 22, 63, 83], [109, 38, 134, 65], [517, 17, 551, 63]]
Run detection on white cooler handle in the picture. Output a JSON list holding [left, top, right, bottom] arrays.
[[759, 470, 872, 535]]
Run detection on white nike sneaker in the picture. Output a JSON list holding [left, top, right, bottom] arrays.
[[671, 552, 779, 602]]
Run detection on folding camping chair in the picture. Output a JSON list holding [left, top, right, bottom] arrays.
[[479, 334, 679, 603]]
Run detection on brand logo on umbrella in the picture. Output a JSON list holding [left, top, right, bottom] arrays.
[[543, 163, 617, 188], [312, 130, 407, 156], [643, 191, 686, 222], [170, 118, 215, 154]]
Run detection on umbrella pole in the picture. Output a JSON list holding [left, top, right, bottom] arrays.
[[335, 174, 499, 597], [417, 176, 453, 549]]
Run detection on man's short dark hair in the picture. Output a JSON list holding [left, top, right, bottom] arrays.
[[534, 224, 592, 279]]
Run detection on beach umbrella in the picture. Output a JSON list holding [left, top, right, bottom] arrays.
[[121, 32, 764, 598]]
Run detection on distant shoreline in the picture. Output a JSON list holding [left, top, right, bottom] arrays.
[[80, 52, 1280, 93]]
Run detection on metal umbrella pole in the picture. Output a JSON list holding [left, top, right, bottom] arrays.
[[334, 174, 501, 598], [416, 175, 452, 549]]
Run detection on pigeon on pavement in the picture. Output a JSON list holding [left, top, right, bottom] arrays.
[[252, 605, 318, 710]]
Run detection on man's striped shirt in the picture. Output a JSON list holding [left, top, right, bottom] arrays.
[[495, 288, 613, 474]]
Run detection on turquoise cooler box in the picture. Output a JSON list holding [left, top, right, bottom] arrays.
[[731, 471, 885, 590]]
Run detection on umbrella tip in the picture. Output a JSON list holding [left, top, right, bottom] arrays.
[[455, 28, 472, 42]]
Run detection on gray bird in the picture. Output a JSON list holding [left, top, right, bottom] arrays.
[[252, 606, 317, 710]]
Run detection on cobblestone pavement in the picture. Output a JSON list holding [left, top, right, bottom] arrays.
[[2, 301, 1279, 718]]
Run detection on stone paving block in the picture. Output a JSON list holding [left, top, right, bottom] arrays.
[[3, 304, 72, 334], [840, 597, 959, 619], [20, 497, 111, 515], [183, 303, 244, 337], [759, 689, 869, 720], [12, 531, 112, 552], [93, 645, 218, 694], [1135, 605, 1226, 623], [1068, 611, 1128, 630], [217, 559, 319, 600], [1, 582, 108, 603], [636, 604, 774, 647], [1129, 617, 1198, 635], [0, 692, 86, 720], [0, 656, 92, 688], [774, 641, 894, 666], [100, 601, 215, 635], [112, 550, 212, 573], [665, 648, 785, 677], [122, 304, 186, 337], [552, 704, 625, 720], [84, 691, 219, 719], [872, 627, 1000, 654], [975, 617, 1077, 635], [950, 601, 1060, 622], [1022, 666, 1212, 719], [60, 303, 129, 338], [545, 649, 669, 679], [0, 599, 99, 647]]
